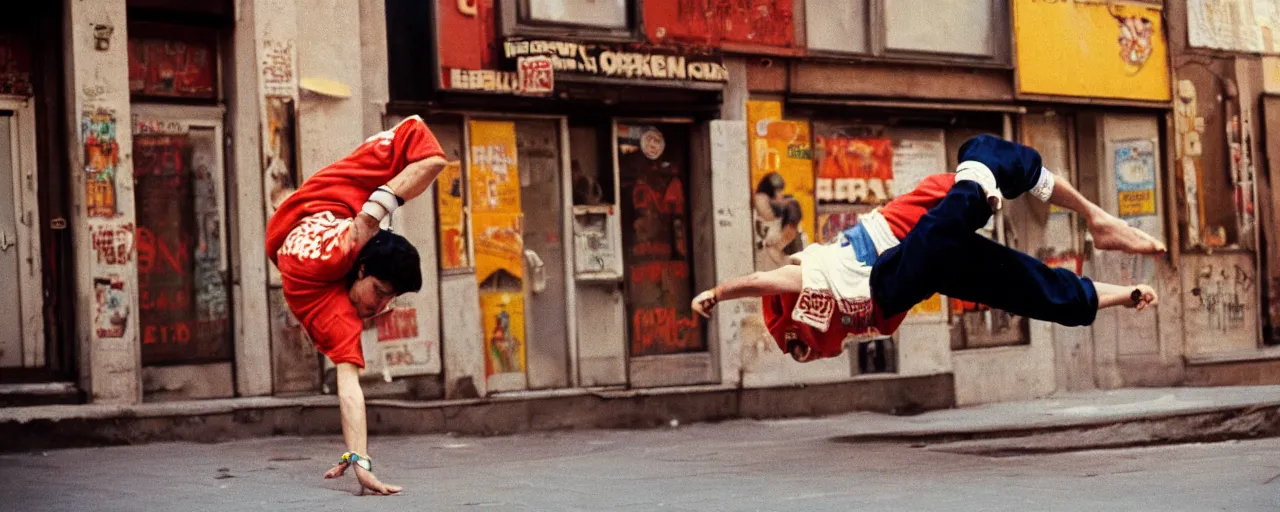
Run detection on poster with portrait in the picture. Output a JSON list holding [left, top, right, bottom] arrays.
[[747, 100, 814, 271]]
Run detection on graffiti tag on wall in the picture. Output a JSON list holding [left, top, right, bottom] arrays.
[[1190, 262, 1253, 333], [82, 107, 120, 218]]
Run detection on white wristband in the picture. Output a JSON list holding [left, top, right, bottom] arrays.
[[361, 186, 402, 222]]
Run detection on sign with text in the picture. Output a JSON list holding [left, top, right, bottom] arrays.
[[501, 38, 728, 84]]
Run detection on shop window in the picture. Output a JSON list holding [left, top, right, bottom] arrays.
[[520, 0, 629, 29], [127, 23, 219, 102], [806, 0, 1007, 61]]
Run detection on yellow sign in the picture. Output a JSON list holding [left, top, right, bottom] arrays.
[[1119, 190, 1156, 217], [436, 162, 469, 270], [746, 100, 815, 270], [1015, 0, 1170, 101], [480, 291, 526, 376], [467, 120, 520, 214]]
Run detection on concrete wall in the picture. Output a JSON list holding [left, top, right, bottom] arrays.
[[66, 0, 140, 404]]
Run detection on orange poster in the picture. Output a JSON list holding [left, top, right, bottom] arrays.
[[468, 120, 520, 214], [815, 136, 894, 206], [473, 212, 524, 287], [436, 162, 469, 270], [746, 100, 815, 271]]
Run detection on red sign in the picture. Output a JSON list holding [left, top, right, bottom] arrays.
[[643, 0, 796, 52], [128, 37, 217, 99], [518, 56, 554, 94]]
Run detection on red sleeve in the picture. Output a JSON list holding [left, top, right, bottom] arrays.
[[396, 116, 447, 164], [879, 173, 956, 240]]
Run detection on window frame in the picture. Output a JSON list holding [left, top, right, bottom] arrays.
[[805, 0, 1011, 66], [499, 0, 640, 42]]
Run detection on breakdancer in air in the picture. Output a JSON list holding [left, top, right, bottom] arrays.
[[693, 135, 1164, 362]]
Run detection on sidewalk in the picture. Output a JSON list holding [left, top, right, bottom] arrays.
[[5, 380, 1280, 454]]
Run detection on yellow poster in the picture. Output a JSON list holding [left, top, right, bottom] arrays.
[[1015, 0, 1170, 101], [436, 161, 469, 270], [467, 120, 520, 214], [746, 100, 815, 271], [480, 291, 526, 376], [473, 212, 524, 286]]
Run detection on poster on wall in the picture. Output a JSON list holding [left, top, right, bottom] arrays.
[[1187, 0, 1280, 54], [1014, 0, 1170, 101], [746, 100, 814, 271], [468, 120, 521, 215], [815, 135, 894, 208], [436, 161, 470, 270], [480, 291, 526, 376], [890, 137, 945, 197], [1113, 138, 1160, 285], [467, 120, 526, 376], [127, 37, 217, 99]]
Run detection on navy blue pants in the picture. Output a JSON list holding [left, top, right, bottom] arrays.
[[866, 135, 1099, 327]]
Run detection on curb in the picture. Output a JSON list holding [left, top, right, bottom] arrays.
[[832, 403, 1280, 455], [0, 374, 953, 453]]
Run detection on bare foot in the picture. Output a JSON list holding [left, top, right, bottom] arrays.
[[1089, 214, 1166, 254]]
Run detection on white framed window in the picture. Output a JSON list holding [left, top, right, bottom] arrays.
[[806, 0, 1008, 62]]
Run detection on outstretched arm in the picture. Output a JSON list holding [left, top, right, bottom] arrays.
[[1046, 173, 1165, 255], [323, 362, 402, 495], [692, 264, 803, 318]]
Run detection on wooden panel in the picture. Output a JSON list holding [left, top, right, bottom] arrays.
[[792, 62, 1012, 101], [1263, 96, 1280, 339], [746, 59, 787, 93]]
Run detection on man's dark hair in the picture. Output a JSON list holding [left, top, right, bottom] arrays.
[[347, 229, 422, 295]]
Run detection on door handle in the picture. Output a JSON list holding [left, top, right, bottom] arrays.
[[524, 249, 547, 294]]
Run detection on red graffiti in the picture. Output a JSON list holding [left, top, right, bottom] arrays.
[[90, 223, 134, 265], [632, 307, 700, 354], [630, 260, 688, 285], [631, 179, 686, 215], [139, 288, 190, 312], [135, 226, 190, 277], [376, 308, 420, 342], [143, 321, 192, 345]]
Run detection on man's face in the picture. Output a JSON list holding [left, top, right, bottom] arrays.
[[349, 269, 396, 319]]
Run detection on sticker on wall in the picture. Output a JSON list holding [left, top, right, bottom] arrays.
[[83, 107, 120, 218], [1114, 139, 1157, 218], [260, 40, 296, 96], [94, 275, 129, 339], [640, 127, 666, 160], [517, 55, 554, 95], [91, 222, 135, 266]]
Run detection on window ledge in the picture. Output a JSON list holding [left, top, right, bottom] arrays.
[[1186, 347, 1280, 366]]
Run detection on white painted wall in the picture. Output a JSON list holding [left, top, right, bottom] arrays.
[[65, 0, 140, 404]]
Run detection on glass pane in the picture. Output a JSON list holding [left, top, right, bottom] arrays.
[[0, 114, 21, 367], [885, 0, 996, 56], [806, 0, 868, 53], [135, 127, 231, 365], [617, 123, 704, 356], [525, 0, 628, 29]]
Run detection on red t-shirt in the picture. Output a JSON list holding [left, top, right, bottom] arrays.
[[763, 174, 955, 361], [266, 116, 445, 367], [266, 116, 446, 263]]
